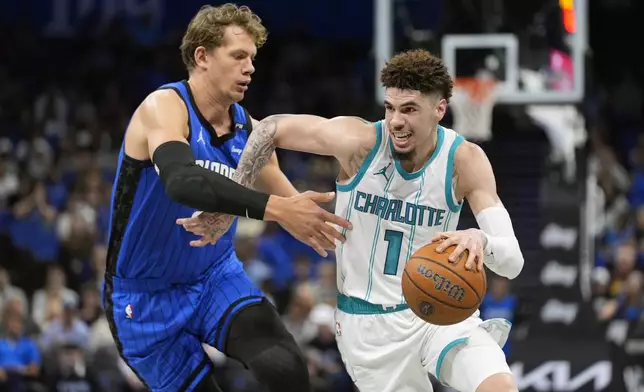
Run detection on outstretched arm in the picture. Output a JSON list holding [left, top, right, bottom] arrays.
[[447, 141, 524, 279], [234, 115, 376, 188], [249, 117, 299, 197]]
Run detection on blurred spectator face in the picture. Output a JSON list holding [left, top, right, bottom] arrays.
[[288, 285, 315, 319], [3, 310, 23, 338], [490, 277, 510, 299], [318, 262, 336, 287], [615, 242, 636, 276], [5, 297, 26, 317], [47, 266, 66, 291], [81, 287, 99, 309]]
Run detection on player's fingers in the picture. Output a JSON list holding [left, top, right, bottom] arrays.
[[321, 210, 352, 230], [305, 191, 335, 203], [176, 217, 198, 225], [314, 226, 338, 250], [431, 233, 446, 242], [477, 250, 485, 272], [465, 243, 478, 270], [436, 235, 459, 252], [449, 239, 469, 264], [189, 239, 208, 247], [318, 221, 346, 244], [308, 237, 328, 257]]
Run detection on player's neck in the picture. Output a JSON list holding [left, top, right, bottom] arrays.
[[398, 126, 439, 173], [187, 76, 231, 125]]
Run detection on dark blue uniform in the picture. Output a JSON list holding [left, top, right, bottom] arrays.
[[104, 81, 263, 392]]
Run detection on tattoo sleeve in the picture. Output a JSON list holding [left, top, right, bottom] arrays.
[[234, 115, 283, 187]]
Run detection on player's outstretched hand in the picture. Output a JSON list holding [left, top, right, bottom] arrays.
[[432, 228, 486, 271], [271, 191, 352, 257], [176, 211, 235, 247]]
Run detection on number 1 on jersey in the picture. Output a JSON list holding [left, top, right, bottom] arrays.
[[383, 229, 404, 275]]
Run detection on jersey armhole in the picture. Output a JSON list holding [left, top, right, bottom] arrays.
[[336, 121, 383, 192], [445, 135, 465, 212]]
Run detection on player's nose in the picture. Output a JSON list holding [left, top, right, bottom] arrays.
[[244, 61, 255, 75]]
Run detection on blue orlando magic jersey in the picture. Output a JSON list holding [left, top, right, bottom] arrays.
[[106, 81, 252, 283]]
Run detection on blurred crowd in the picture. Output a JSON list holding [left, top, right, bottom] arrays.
[[588, 67, 644, 333], [0, 1, 642, 392]]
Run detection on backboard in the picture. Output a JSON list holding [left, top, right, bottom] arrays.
[[440, 0, 588, 104]]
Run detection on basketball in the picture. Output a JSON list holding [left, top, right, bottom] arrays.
[[402, 241, 486, 325]]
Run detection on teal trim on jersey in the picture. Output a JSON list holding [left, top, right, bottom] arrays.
[[337, 294, 409, 315], [400, 172, 426, 303], [445, 135, 465, 212], [364, 173, 395, 301], [391, 125, 445, 181], [336, 121, 383, 192], [338, 190, 356, 282], [435, 337, 469, 381], [442, 211, 452, 231]]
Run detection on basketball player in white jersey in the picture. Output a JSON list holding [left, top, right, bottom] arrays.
[[179, 49, 524, 392]]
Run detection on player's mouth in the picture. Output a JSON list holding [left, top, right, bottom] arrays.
[[236, 80, 250, 92], [391, 132, 412, 149]]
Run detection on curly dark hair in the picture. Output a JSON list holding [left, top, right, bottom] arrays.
[[380, 49, 453, 102]]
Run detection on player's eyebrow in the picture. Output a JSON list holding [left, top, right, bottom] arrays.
[[383, 100, 420, 108]]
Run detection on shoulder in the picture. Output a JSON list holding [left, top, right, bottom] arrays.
[[139, 89, 186, 114], [332, 116, 378, 142], [454, 139, 486, 163], [133, 89, 188, 127], [453, 140, 493, 176]]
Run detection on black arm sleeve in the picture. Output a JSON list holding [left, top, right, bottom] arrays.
[[152, 141, 269, 219]]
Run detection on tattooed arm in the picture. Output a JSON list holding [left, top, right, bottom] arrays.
[[250, 117, 299, 197], [234, 115, 377, 188]]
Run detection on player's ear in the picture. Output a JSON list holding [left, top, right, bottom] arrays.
[[436, 98, 448, 120], [193, 46, 209, 69]]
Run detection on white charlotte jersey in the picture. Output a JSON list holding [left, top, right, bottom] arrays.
[[335, 121, 465, 305]]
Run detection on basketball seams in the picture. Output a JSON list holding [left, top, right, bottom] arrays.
[[409, 255, 483, 302]]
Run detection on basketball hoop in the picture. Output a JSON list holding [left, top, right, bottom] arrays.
[[450, 77, 498, 142]]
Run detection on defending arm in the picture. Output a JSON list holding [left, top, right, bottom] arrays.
[[153, 141, 269, 219]]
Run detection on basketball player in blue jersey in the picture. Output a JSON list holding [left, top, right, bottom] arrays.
[[105, 4, 351, 392]]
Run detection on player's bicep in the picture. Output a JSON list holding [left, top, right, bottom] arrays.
[[273, 115, 374, 160], [455, 141, 501, 214]]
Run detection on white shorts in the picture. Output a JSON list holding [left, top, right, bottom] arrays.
[[335, 308, 512, 392]]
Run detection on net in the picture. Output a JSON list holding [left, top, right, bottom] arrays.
[[450, 77, 498, 142]]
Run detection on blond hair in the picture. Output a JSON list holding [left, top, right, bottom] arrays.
[[180, 4, 268, 71]]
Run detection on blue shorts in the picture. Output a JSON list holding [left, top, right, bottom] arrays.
[[103, 257, 263, 392]]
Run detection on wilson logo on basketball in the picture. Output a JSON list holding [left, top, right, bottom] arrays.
[[416, 264, 466, 303]]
